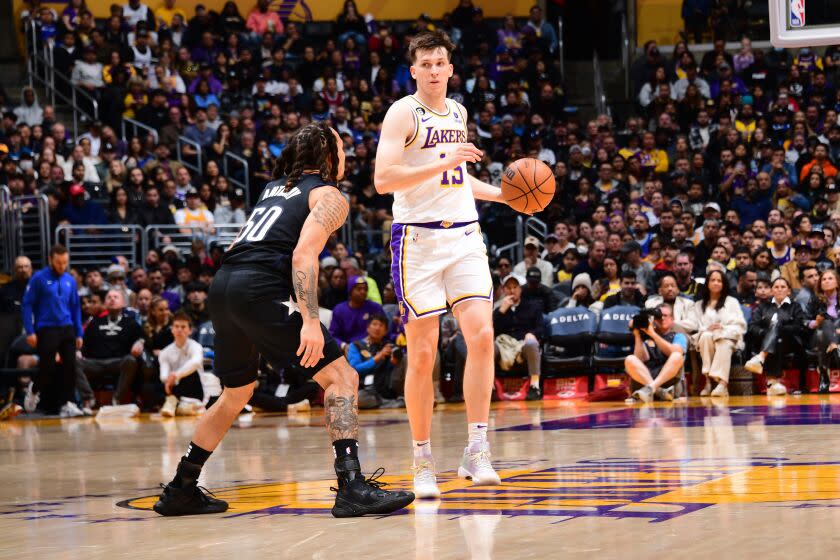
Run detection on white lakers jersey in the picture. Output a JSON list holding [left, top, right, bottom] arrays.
[[391, 96, 478, 224]]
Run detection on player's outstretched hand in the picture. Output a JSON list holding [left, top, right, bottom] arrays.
[[450, 143, 483, 166], [297, 322, 325, 368]]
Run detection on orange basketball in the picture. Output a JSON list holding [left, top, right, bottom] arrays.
[[500, 158, 556, 214]]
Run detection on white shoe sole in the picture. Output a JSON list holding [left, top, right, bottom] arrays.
[[744, 361, 763, 374], [176, 407, 203, 416], [160, 408, 175, 418], [287, 399, 311, 413], [458, 466, 501, 486], [414, 484, 441, 499]]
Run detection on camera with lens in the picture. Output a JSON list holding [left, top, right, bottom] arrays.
[[630, 307, 662, 331], [392, 345, 404, 363]]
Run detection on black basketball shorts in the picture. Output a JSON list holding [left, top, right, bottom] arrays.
[[208, 266, 344, 388]]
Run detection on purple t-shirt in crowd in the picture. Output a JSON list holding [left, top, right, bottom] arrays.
[[329, 300, 385, 345]]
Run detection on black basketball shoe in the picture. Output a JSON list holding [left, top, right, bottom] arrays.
[[331, 456, 415, 518], [153, 460, 229, 516]]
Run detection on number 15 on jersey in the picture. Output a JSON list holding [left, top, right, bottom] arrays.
[[439, 153, 464, 188]]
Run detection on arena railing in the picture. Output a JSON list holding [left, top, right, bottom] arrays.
[[10, 194, 50, 270], [175, 135, 204, 177], [593, 50, 611, 119], [55, 224, 145, 270], [557, 17, 565, 81], [49, 223, 247, 268], [26, 21, 99, 139], [493, 215, 525, 263], [221, 151, 251, 208], [621, 15, 631, 100], [525, 216, 548, 245], [144, 223, 208, 257], [211, 223, 245, 249], [0, 186, 14, 273], [122, 117, 159, 145]]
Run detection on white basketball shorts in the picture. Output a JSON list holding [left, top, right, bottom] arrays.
[[390, 220, 493, 323]]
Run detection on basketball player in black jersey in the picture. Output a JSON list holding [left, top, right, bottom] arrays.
[[153, 123, 414, 518]]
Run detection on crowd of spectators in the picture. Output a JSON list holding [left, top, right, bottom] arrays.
[[4, 0, 840, 413], [4, 0, 561, 252]]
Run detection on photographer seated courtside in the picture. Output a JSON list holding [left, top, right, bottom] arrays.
[[624, 303, 688, 403]]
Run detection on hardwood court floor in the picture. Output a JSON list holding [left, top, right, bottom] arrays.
[[3, 396, 840, 559]]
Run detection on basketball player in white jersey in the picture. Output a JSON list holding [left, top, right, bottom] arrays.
[[375, 31, 509, 497]]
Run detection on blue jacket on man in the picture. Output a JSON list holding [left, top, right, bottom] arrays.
[[21, 267, 83, 338]]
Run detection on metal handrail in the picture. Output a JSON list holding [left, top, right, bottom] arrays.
[[144, 223, 208, 257], [592, 51, 611, 119], [122, 117, 159, 144], [0, 186, 14, 272], [26, 21, 99, 139], [211, 223, 246, 248], [494, 241, 519, 262], [621, 15, 630, 100], [557, 17, 565, 80], [11, 194, 50, 268], [525, 216, 548, 245], [70, 83, 100, 137], [493, 215, 525, 263], [221, 150, 251, 208], [55, 224, 145, 269], [176, 135, 204, 176], [26, 20, 46, 94]]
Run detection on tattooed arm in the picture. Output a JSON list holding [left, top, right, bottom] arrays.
[[292, 186, 349, 367]]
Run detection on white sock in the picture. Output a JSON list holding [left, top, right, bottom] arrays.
[[468, 422, 488, 452], [413, 439, 432, 462], [530, 377, 540, 389]]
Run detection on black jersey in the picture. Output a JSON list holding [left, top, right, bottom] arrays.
[[222, 173, 335, 277]]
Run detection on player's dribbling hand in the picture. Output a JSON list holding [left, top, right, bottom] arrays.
[[450, 143, 483, 166], [297, 322, 325, 368]]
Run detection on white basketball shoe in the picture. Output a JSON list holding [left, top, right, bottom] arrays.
[[412, 458, 441, 499], [458, 444, 501, 486]]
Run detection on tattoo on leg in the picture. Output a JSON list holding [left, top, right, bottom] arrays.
[[325, 393, 358, 441]]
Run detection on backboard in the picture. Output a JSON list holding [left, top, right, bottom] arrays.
[[769, 0, 840, 47]]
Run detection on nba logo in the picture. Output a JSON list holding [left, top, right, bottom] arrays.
[[790, 0, 805, 28]]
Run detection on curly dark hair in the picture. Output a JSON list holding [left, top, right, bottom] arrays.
[[272, 122, 339, 190]]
